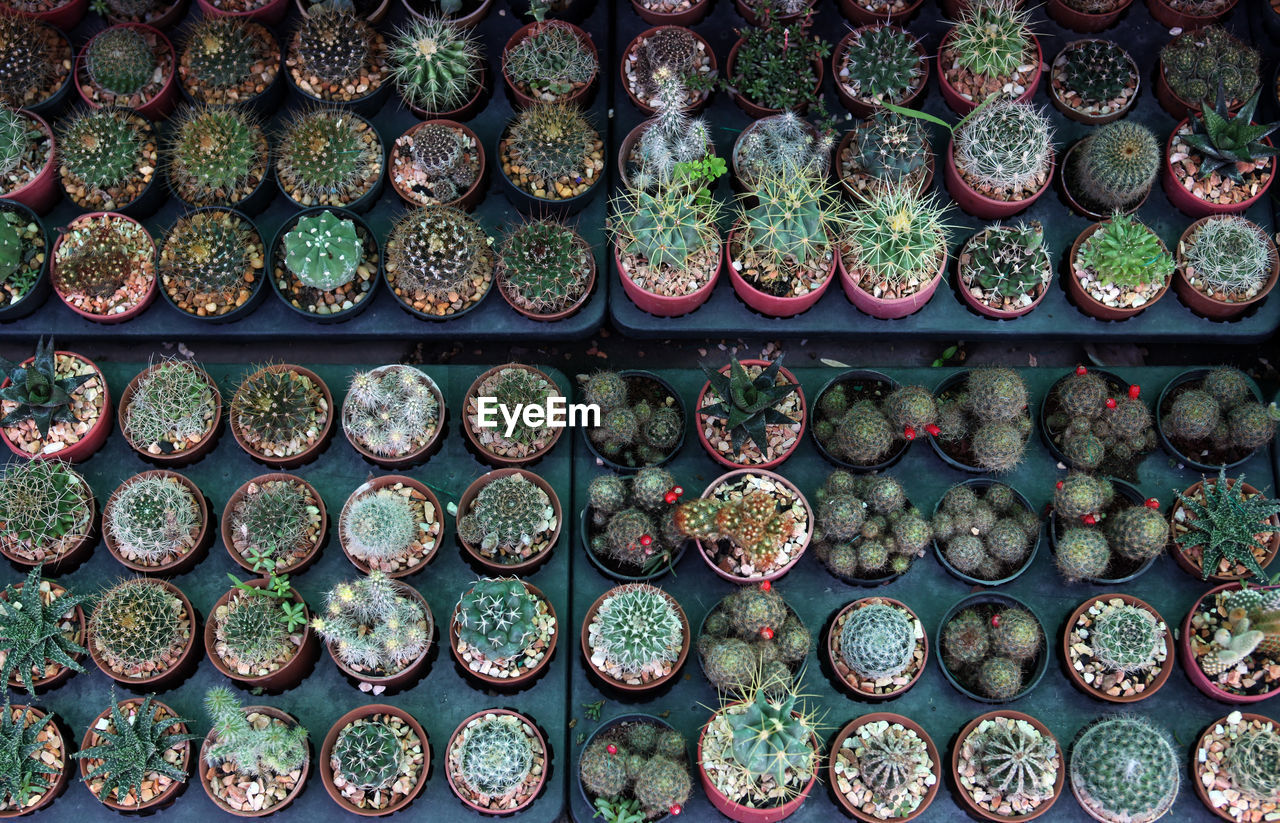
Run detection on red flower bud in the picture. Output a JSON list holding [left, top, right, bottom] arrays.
[[1076, 365, 1088, 375], [606, 744, 617, 755], [924, 423, 941, 437], [640, 534, 653, 547], [990, 615, 1001, 627], [670, 805, 683, 815], [1105, 398, 1117, 409], [1082, 514, 1097, 526], [1145, 498, 1160, 509], [1128, 385, 1141, 399], [664, 491, 678, 504], [760, 580, 771, 592], [903, 425, 916, 441], [1056, 480, 1064, 489], [760, 627, 774, 640]]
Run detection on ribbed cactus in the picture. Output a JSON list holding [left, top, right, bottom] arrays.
[[457, 714, 534, 797], [838, 24, 921, 105], [851, 720, 932, 804], [953, 100, 1054, 193], [504, 20, 595, 99], [504, 101, 599, 197], [0, 460, 92, 559], [1077, 214, 1173, 290], [947, 0, 1034, 82], [179, 18, 277, 103], [105, 473, 201, 564], [991, 607, 1041, 660], [457, 472, 555, 557], [57, 108, 151, 198], [86, 27, 155, 96], [342, 488, 420, 563], [227, 479, 313, 567], [290, 6, 375, 88], [389, 16, 482, 114], [726, 687, 816, 784], [848, 112, 928, 186], [159, 210, 256, 309], [734, 171, 849, 272], [231, 365, 323, 453], [1090, 603, 1165, 673], [962, 222, 1049, 299], [89, 578, 186, 671], [609, 184, 722, 272], [1070, 122, 1160, 212], [311, 572, 430, 673], [842, 185, 951, 290], [166, 106, 265, 206], [0, 15, 61, 109], [333, 719, 404, 790], [1227, 724, 1280, 801], [283, 211, 362, 291], [942, 608, 990, 669], [1056, 40, 1133, 107], [1160, 27, 1258, 107], [215, 589, 292, 670], [838, 602, 916, 680], [385, 205, 494, 302], [203, 687, 308, 778], [497, 219, 591, 314], [1182, 217, 1274, 296], [593, 584, 682, 675], [967, 716, 1058, 805], [1069, 716, 1179, 823], [276, 108, 381, 207], [454, 577, 538, 661]]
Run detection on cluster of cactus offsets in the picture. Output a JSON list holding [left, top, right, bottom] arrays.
[[215, 589, 293, 670], [838, 602, 917, 680], [166, 107, 266, 205], [89, 578, 188, 673], [0, 14, 61, 108], [178, 18, 276, 103], [290, 6, 377, 87], [121, 359, 216, 451], [934, 368, 1032, 473], [227, 479, 314, 567], [935, 483, 1040, 580], [848, 112, 929, 188], [815, 381, 937, 467], [842, 185, 951, 292], [724, 682, 818, 789], [1069, 717, 1180, 823], [0, 702, 58, 808], [586, 468, 682, 574], [632, 28, 706, 99], [735, 171, 849, 278], [1069, 122, 1161, 213], [1089, 603, 1166, 673], [497, 220, 591, 315], [629, 72, 712, 191], [457, 713, 534, 798], [736, 112, 833, 187], [333, 719, 406, 791], [1196, 586, 1280, 675], [230, 365, 323, 454], [1162, 367, 1279, 459], [698, 585, 809, 692], [73, 695, 199, 806], [848, 719, 933, 809], [1052, 475, 1170, 582], [284, 210, 363, 292], [0, 461, 91, 560], [579, 722, 691, 817], [159, 210, 258, 312], [1227, 722, 1280, 802], [1160, 27, 1259, 107], [389, 17, 482, 114], [965, 715, 1058, 808], [0, 566, 89, 695], [341, 488, 422, 563], [961, 222, 1049, 302], [56, 108, 153, 201], [504, 101, 600, 198], [1078, 213, 1174, 290], [675, 491, 796, 570], [1183, 216, 1275, 296], [1175, 468, 1280, 581], [105, 474, 200, 564], [953, 101, 1053, 193], [505, 20, 595, 98], [813, 471, 931, 580], [838, 25, 922, 105], [275, 108, 381, 207], [579, 371, 683, 466], [312, 572, 429, 674], [947, 0, 1035, 82], [457, 472, 556, 558], [593, 584, 683, 676], [1056, 40, 1133, 107], [385, 205, 494, 309], [85, 27, 155, 96], [608, 183, 722, 275], [942, 605, 1041, 699], [1047, 367, 1155, 477], [405, 123, 477, 203], [203, 688, 308, 779], [343, 365, 439, 458]]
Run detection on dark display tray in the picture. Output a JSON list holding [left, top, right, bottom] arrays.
[[4, 362, 573, 822], [0, 1, 609, 341], [608, 0, 1280, 341], [567, 366, 1280, 822]]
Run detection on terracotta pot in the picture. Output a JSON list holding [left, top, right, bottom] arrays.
[[629, 0, 711, 25], [1, 581, 86, 693], [103, 471, 212, 576], [1164, 121, 1276, 218], [320, 704, 429, 816], [937, 31, 1043, 115], [323, 583, 433, 691], [461, 364, 564, 468], [79, 698, 192, 811], [1180, 583, 1280, 704], [946, 141, 1054, 220], [1171, 478, 1279, 582], [405, 61, 488, 121], [18, 0, 86, 31], [837, 0, 924, 25], [734, 0, 813, 24], [199, 704, 309, 816], [832, 26, 929, 118], [834, 127, 936, 201], [614, 235, 723, 317], [828, 713, 939, 822], [446, 709, 547, 815], [499, 234, 596, 322], [1145, 0, 1236, 28], [621, 26, 716, 114], [1059, 141, 1151, 221], [222, 473, 328, 575], [699, 707, 818, 823], [86, 579, 199, 691], [936, 592, 1049, 703], [204, 581, 317, 692], [825, 597, 928, 701], [342, 366, 446, 469], [1065, 222, 1171, 321], [695, 360, 807, 470], [455, 468, 562, 574], [294, 0, 388, 22], [1061, 594, 1174, 704], [501, 21, 598, 109], [1049, 44, 1139, 124], [951, 711, 1063, 821], [933, 479, 1041, 586], [104, 0, 187, 27], [388, 120, 486, 211], [450, 581, 558, 689], [725, 37, 823, 119], [693, 468, 813, 583], [956, 227, 1052, 319], [1045, 0, 1131, 30], [810, 370, 911, 472], [50, 212, 157, 324], [1191, 713, 1278, 820], [3, 111, 58, 215], [1156, 368, 1265, 472], [839, 246, 946, 320], [401, 0, 491, 26], [0, 705, 69, 816], [339, 474, 442, 577], [117, 362, 221, 466], [725, 226, 836, 318], [581, 585, 690, 695], [0, 350, 112, 463], [230, 364, 334, 468], [1175, 217, 1280, 320], [196, 0, 290, 24], [0, 476, 95, 572], [1150, 57, 1246, 121], [75, 24, 177, 119]]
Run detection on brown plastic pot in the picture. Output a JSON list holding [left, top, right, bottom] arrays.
[[204, 581, 318, 691], [832, 26, 928, 118], [1065, 222, 1171, 321], [1171, 478, 1280, 582], [401, 0, 491, 26], [695, 360, 807, 470], [629, 0, 711, 24], [1045, 0, 1132, 30], [839, 246, 947, 320], [339, 474, 442, 577], [230, 364, 334, 468], [693, 468, 814, 583], [50, 212, 157, 324], [1164, 121, 1276, 218], [956, 227, 1051, 319], [1049, 43, 1139, 125], [0, 705, 69, 816], [725, 37, 823, 119], [388, 120, 486, 211], [74, 24, 178, 119], [319, 704, 429, 816], [461, 364, 564, 467], [0, 350, 111, 463], [117, 362, 221, 466], [621, 26, 716, 114], [2, 111, 59, 215], [221, 473, 327, 575], [195, 0, 289, 25], [450, 581, 557, 689], [18, 0, 86, 31], [735, 0, 813, 24], [1181, 583, 1279, 703], [498, 233, 596, 322], [937, 31, 1043, 116], [199, 705, 310, 816], [837, 0, 924, 25], [825, 597, 927, 701], [1191, 713, 1277, 820], [946, 141, 1054, 220], [1151, 57, 1250, 121], [0, 469, 95, 572], [501, 21, 598, 109], [1146, 0, 1236, 28], [103, 0, 187, 27], [829, 713, 940, 822], [951, 711, 1063, 820], [79, 698, 192, 811], [342, 367, 446, 469], [615, 239, 723, 317], [86, 579, 199, 691], [1175, 217, 1280, 320], [580, 584, 689, 694], [446, 709, 547, 815], [1061, 594, 1174, 704], [1059, 141, 1151, 221], [103, 471, 212, 576], [295, 0, 388, 22], [455, 468, 561, 574], [323, 583, 433, 691], [1, 581, 85, 693], [699, 707, 818, 823]]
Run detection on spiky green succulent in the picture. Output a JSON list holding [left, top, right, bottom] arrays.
[[504, 19, 596, 99], [56, 107, 152, 198], [1070, 121, 1160, 212], [734, 170, 849, 273], [1175, 468, 1280, 580], [166, 106, 266, 206], [1069, 716, 1179, 823], [699, 355, 799, 454], [0, 702, 59, 809], [0, 566, 88, 695], [841, 185, 951, 289], [457, 713, 534, 798], [178, 18, 278, 104], [838, 24, 922, 106], [203, 687, 308, 779], [947, 0, 1035, 83], [85, 26, 156, 97], [230, 365, 324, 454], [332, 719, 404, 790], [1182, 89, 1280, 184], [593, 584, 682, 675], [0, 338, 93, 439], [276, 108, 382, 207], [1077, 213, 1174, 290], [389, 16, 482, 114], [73, 695, 199, 805], [1057, 40, 1134, 107], [962, 222, 1049, 300]]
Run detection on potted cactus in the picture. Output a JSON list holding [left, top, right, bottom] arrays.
[[50, 212, 156, 323], [930, 368, 1032, 474], [383, 204, 494, 319], [270, 208, 379, 322], [1192, 712, 1280, 819], [93, 0, 185, 29], [222, 473, 327, 574], [1062, 120, 1160, 217], [723, 12, 827, 118], [1046, 0, 1132, 30], [0, 702, 68, 815], [620, 26, 715, 114], [1147, 0, 1239, 39], [1063, 594, 1173, 703], [1050, 474, 1167, 584], [175, 18, 281, 110], [456, 469, 561, 572], [103, 471, 210, 574], [1175, 216, 1280, 320], [56, 108, 159, 214], [73, 695, 198, 812], [812, 472, 931, 584], [1048, 40, 1139, 124], [312, 572, 433, 691], [838, 0, 922, 23], [952, 712, 1062, 820], [836, 112, 934, 199], [1041, 366, 1155, 479], [158, 209, 266, 322], [0, 338, 112, 461], [165, 108, 271, 214], [943, 100, 1055, 219], [462, 364, 564, 466], [630, 0, 710, 24], [86, 578, 197, 689], [1157, 367, 1276, 470], [0, 107, 57, 214], [199, 688, 309, 815], [341, 364, 444, 467], [676, 468, 813, 582], [0, 565, 88, 693], [697, 583, 809, 694], [617, 72, 716, 192], [4, 0, 87, 32], [1068, 716, 1180, 823], [501, 15, 596, 108], [699, 677, 822, 823], [582, 583, 688, 694], [582, 467, 685, 580], [274, 108, 384, 212], [388, 17, 486, 120], [204, 575, 315, 691], [496, 218, 595, 321], [74, 24, 176, 119], [1170, 469, 1280, 582], [1067, 214, 1174, 320], [578, 716, 691, 820], [1155, 27, 1257, 120], [449, 576, 557, 688], [0, 199, 49, 321], [229, 363, 333, 468], [695, 355, 805, 469], [0, 15, 73, 114], [736, 0, 815, 24], [1164, 89, 1278, 218], [937, 594, 1047, 703], [933, 480, 1041, 585], [498, 101, 604, 214], [284, 5, 389, 113], [117, 358, 221, 464], [1182, 582, 1280, 703], [833, 25, 927, 117], [839, 185, 951, 319], [195, 0, 289, 25], [937, 0, 1041, 114], [956, 221, 1052, 318], [812, 373, 934, 470], [338, 475, 442, 576], [445, 709, 548, 814], [829, 713, 940, 822], [320, 704, 429, 814], [826, 596, 926, 700], [732, 112, 831, 191], [389, 120, 485, 210], [579, 371, 685, 469], [0, 461, 95, 569]]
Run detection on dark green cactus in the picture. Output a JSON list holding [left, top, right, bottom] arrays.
[[961, 221, 1048, 300], [1160, 27, 1258, 108], [837, 24, 922, 106], [1070, 121, 1161, 212], [454, 577, 538, 661], [333, 720, 404, 790], [86, 27, 155, 96], [1056, 40, 1134, 107]]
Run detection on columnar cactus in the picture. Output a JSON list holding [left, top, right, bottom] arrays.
[[629, 71, 712, 191], [1069, 716, 1179, 823], [947, 0, 1035, 83]]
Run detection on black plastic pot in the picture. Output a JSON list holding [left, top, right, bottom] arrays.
[[0, 199, 51, 322], [178, 63, 286, 120], [273, 112, 385, 215], [383, 256, 491, 323], [928, 371, 1031, 474], [268, 207, 381, 324], [577, 714, 683, 818], [579, 507, 687, 583], [932, 478, 1041, 587], [1156, 368, 1266, 472], [26, 25, 75, 118], [1036, 367, 1125, 470], [497, 127, 602, 216], [810, 369, 910, 473], [109, 163, 167, 219], [935, 591, 1049, 704], [171, 159, 276, 217], [1048, 477, 1158, 584], [157, 206, 269, 324], [284, 69, 392, 117], [580, 370, 686, 472]]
